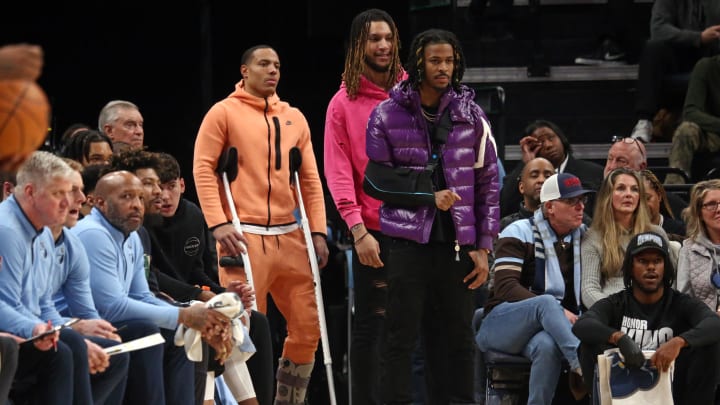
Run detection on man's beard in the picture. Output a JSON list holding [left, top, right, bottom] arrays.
[[365, 55, 390, 73]]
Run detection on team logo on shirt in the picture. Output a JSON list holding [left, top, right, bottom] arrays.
[[184, 237, 200, 257], [56, 246, 66, 265]]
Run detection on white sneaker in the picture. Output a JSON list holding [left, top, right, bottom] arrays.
[[630, 119, 652, 143]]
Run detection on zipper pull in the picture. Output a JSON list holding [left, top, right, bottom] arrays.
[[454, 240, 460, 262]]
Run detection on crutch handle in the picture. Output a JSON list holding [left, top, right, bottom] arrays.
[[219, 255, 244, 267]]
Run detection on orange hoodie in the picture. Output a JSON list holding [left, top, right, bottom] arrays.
[[193, 80, 326, 234]]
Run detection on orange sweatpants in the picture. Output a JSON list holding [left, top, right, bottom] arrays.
[[218, 228, 320, 364]]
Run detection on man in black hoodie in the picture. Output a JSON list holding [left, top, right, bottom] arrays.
[[153, 152, 274, 405], [573, 231, 720, 404]]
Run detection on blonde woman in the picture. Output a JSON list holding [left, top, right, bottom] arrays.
[[677, 179, 720, 311], [581, 168, 671, 309]]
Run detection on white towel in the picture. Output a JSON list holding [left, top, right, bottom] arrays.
[[174, 292, 256, 362]]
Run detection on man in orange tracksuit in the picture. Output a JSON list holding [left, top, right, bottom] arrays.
[[192, 44, 329, 405]]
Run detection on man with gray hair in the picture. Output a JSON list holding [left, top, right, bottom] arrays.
[[0, 151, 128, 404], [98, 100, 144, 149], [476, 173, 594, 403]]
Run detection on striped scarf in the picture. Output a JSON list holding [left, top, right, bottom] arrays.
[[529, 208, 585, 310]]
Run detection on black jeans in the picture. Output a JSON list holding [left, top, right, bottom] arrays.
[[350, 229, 389, 405], [635, 39, 706, 119], [381, 238, 476, 404]]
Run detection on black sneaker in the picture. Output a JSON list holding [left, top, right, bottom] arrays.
[[575, 39, 626, 65]]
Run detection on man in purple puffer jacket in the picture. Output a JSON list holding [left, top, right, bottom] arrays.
[[364, 28, 500, 404]]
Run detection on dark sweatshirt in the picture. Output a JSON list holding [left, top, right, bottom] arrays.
[[573, 288, 720, 350]]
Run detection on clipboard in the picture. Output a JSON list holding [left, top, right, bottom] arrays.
[[23, 318, 80, 344], [103, 332, 165, 356]]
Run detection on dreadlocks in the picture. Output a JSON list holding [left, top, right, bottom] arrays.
[[405, 29, 465, 92], [341, 8, 401, 100]]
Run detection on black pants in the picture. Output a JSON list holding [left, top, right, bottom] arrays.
[[116, 319, 194, 405], [579, 341, 720, 404], [350, 229, 388, 405], [635, 39, 705, 120], [0, 336, 18, 404], [246, 310, 274, 405], [381, 239, 476, 404], [11, 337, 74, 404], [62, 330, 130, 405]]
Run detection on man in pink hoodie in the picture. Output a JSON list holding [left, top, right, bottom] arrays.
[[323, 8, 405, 405]]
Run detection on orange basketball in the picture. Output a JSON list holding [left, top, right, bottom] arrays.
[[0, 80, 50, 171]]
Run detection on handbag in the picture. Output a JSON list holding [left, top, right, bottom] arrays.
[[595, 348, 674, 405]]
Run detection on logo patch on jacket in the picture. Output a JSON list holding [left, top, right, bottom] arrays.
[[286, 120, 292, 126], [184, 237, 200, 257]]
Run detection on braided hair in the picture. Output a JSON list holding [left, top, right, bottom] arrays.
[[405, 29, 465, 92], [59, 129, 113, 164], [342, 9, 402, 99]]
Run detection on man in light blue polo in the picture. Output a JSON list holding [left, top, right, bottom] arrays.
[[73, 170, 232, 405], [0, 151, 124, 404]]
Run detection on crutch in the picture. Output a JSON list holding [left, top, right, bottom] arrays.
[[216, 147, 257, 311], [288, 146, 337, 405]]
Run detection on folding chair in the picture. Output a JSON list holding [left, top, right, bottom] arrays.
[[473, 308, 531, 405]]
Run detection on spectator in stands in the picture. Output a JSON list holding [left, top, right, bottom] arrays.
[[573, 231, 720, 404], [501, 119, 603, 218], [604, 136, 647, 177], [499, 156, 585, 231], [323, 9, 404, 404], [79, 163, 105, 218], [574, 0, 637, 65], [603, 136, 687, 218], [581, 168, 672, 310], [641, 169, 686, 241], [630, 0, 720, 143], [0, 151, 124, 404], [477, 173, 592, 404], [0, 170, 15, 201], [59, 122, 91, 151], [677, 179, 720, 311], [72, 170, 232, 405], [98, 100, 144, 150], [60, 129, 114, 167], [665, 56, 720, 184]]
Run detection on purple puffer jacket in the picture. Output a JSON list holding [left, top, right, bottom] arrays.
[[366, 81, 500, 250]]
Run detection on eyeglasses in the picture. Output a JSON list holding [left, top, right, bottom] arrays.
[[611, 135, 646, 160], [702, 200, 720, 212], [557, 195, 588, 207]]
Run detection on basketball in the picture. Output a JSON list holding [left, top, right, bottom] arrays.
[[0, 80, 50, 171]]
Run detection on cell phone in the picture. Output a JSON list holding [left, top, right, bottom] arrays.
[[23, 318, 80, 344]]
